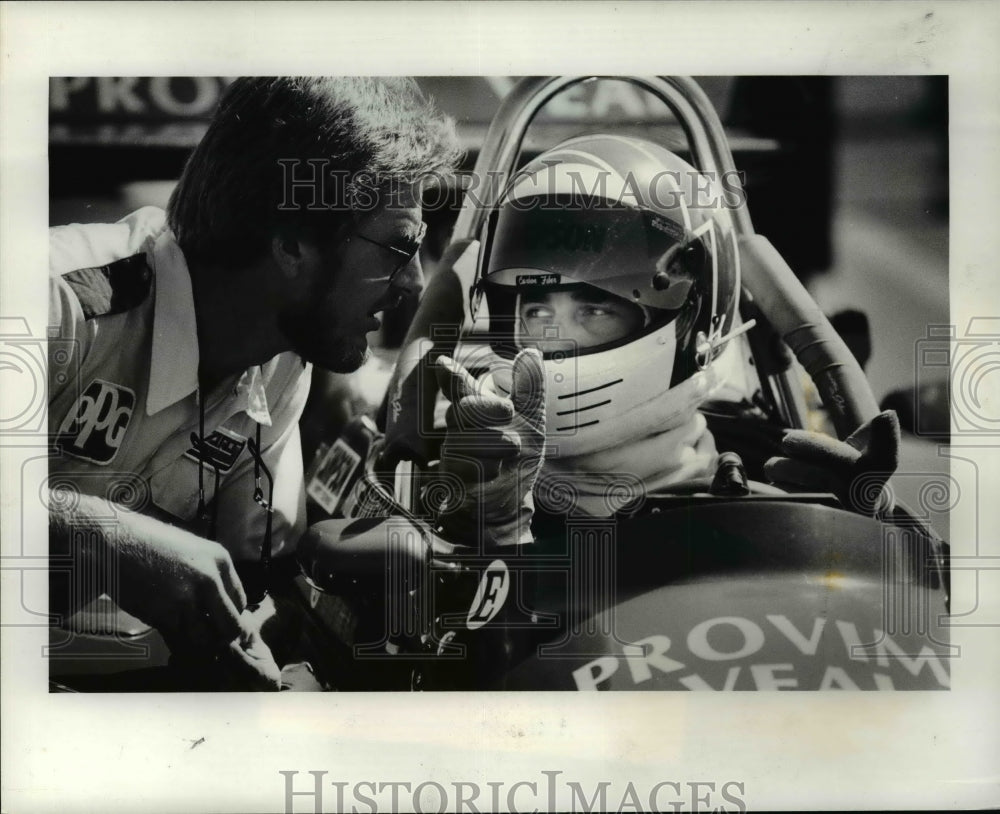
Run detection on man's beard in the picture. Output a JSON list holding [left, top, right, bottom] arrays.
[[277, 303, 370, 373]]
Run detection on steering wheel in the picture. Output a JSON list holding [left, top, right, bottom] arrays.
[[738, 234, 880, 439]]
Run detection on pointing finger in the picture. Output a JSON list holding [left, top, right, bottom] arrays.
[[447, 395, 514, 430], [435, 355, 480, 404]]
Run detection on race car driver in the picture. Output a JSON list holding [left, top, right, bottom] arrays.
[[423, 135, 901, 547], [48, 76, 461, 688]]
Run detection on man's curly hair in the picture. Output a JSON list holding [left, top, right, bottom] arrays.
[[167, 77, 462, 268]]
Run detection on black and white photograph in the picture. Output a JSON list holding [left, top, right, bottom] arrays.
[[43, 72, 952, 694], [2, 2, 998, 812]]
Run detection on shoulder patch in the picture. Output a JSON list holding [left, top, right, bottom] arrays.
[[62, 253, 153, 320]]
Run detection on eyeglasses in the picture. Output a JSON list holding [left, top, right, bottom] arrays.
[[353, 221, 427, 285]]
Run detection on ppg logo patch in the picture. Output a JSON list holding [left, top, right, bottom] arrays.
[[55, 379, 135, 465]]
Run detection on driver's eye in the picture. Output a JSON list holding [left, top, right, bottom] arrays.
[[580, 305, 611, 318], [521, 305, 554, 320]]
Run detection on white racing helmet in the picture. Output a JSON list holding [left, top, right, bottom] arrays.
[[476, 134, 742, 457]]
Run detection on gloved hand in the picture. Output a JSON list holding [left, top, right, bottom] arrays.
[[763, 410, 900, 516], [433, 349, 546, 547], [379, 346, 444, 471], [378, 238, 479, 471]]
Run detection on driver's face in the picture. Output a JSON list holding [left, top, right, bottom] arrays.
[[518, 286, 645, 352]]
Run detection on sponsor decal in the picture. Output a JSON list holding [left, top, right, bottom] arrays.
[[466, 560, 510, 630], [307, 438, 362, 514], [389, 376, 404, 423], [571, 613, 951, 691], [516, 273, 561, 288], [648, 212, 685, 242], [183, 426, 247, 473], [55, 379, 135, 465]]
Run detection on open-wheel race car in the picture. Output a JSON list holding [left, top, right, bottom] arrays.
[[292, 76, 951, 692], [46, 76, 950, 693]]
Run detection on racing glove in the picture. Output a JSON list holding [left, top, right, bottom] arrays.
[[763, 410, 900, 517], [378, 238, 479, 471], [433, 349, 546, 547]]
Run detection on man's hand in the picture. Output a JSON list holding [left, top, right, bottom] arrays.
[[113, 531, 248, 647], [434, 349, 546, 547], [50, 491, 282, 690], [763, 410, 900, 516], [115, 533, 282, 690]]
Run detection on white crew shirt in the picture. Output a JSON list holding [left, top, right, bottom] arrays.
[[48, 207, 312, 561]]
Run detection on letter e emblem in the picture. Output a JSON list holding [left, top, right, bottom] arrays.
[[466, 560, 509, 630]]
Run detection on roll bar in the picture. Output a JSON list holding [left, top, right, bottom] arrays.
[[399, 76, 879, 441], [452, 76, 753, 240]]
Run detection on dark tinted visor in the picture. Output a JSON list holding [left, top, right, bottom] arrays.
[[485, 196, 698, 311]]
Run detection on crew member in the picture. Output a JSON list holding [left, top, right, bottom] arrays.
[[48, 76, 461, 687]]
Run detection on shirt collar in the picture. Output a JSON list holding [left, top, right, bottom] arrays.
[[147, 229, 199, 415], [234, 365, 273, 427], [146, 229, 273, 426]]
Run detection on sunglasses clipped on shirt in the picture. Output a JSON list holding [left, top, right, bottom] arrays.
[[353, 221, 427, 286]]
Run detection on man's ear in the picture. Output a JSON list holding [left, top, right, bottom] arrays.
[[270, 230, 321, 281]]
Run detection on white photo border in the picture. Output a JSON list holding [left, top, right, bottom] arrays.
[[2, 1, 998, 812]]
